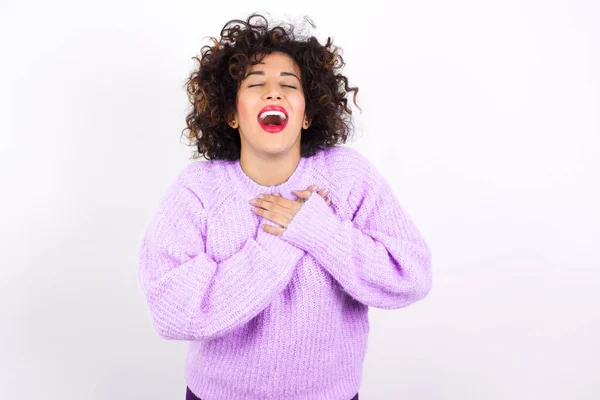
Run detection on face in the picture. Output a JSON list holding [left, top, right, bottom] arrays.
[[229, 51, 309, 158]]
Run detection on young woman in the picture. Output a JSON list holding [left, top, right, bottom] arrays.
[[138, 13, 432, 400]]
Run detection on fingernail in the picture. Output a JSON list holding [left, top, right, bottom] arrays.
[[322, 188, 329, 195]]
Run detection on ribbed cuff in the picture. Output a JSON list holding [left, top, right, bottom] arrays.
[[256, 223, 306, 267], [280, 192, 347, 259]]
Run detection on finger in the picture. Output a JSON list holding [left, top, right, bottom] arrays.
[[253, 204, 292, 227], [292, 189, 311, 200], [318, 188, 329, 197], [261, 224, 284, 236], [293, 185, 318, 199], [257, 194, 302, 216], [257, 193, 296, 210], [294, 185, 317, 195], [315, 188, 332, 207]]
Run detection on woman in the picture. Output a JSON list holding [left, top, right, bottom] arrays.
[[138, 12, 432, 400]]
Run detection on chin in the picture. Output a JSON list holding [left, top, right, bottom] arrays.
[[258, 141, 296, 154]]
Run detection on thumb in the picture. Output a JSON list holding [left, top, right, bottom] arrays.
[[292, 189, 311, 200], [292, 185, 318, 200]]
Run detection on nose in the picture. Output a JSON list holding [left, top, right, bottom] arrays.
[[262, 82, 282, 101]]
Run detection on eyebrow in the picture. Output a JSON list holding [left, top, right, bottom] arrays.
[[244, 70, 300, 81]]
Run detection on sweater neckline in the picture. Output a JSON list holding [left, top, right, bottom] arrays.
[[231, 154, 312, 198]]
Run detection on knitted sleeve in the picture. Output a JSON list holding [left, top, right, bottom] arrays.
[[281, 157, 432, 309], [137, 169, 305, 340]]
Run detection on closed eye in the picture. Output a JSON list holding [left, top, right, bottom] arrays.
[[248, 84, 297, 89]]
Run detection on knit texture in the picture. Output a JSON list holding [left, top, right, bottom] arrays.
[[137, 145, 432, 400]]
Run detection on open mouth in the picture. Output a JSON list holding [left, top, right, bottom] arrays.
[[260, 113, 287, 125], [257, 106, 288, 133]]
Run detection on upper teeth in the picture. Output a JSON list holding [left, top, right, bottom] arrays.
[[259, 110, 287, 121]]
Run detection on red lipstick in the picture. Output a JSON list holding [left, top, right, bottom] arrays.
[[257, 105, 288, 134]]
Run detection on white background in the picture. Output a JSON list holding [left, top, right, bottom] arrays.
[[1, 0, 599, 399]]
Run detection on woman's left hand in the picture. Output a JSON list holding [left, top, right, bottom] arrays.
[[251, 185, 331, 236]]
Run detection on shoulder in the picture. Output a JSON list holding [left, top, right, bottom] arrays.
[[321, 145, 395, 206], [312, 145, 390, 210], [167, 158, 233, 210], [177, 159, 228, 184], [319, 145, 377, 172], [317, 145, 383, 186]]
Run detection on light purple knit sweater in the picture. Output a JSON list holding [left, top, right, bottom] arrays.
[[137, 145, 432, 400]]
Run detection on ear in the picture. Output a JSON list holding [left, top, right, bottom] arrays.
[[302, 115, 312, 130], [226, 113, 238, 129]]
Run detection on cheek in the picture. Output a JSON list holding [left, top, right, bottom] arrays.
[[290, 94, 306, 117], [236, 95, 255, 121]]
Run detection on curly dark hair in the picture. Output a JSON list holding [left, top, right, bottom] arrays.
[[180, 12, 360, 161]]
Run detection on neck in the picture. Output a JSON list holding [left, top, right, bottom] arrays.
[[239, 148, 302, 187]]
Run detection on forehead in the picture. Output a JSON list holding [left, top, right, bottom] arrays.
[[248, 52, 301, 74]]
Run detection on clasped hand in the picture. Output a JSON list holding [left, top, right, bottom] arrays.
[[250, 185, 331, 236]]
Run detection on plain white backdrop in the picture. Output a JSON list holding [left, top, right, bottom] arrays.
[[1, 0, 599, 399]]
